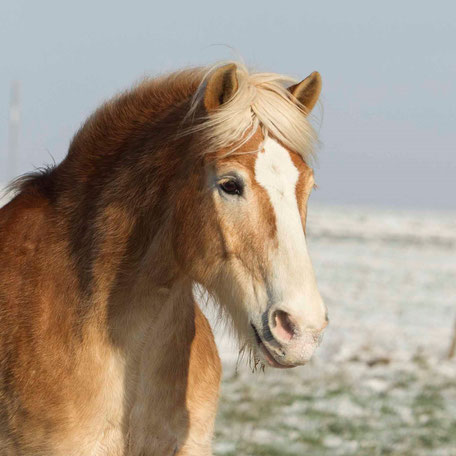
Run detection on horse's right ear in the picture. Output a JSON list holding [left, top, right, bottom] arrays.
[[204, 64, 239, 112]]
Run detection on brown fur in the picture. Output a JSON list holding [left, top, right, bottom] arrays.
[[0, 63, 321, 455], [0, 68, 222, 455]]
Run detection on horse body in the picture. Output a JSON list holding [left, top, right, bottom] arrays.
[[0, 188, 220, 455], [0, 62, 326, 455]]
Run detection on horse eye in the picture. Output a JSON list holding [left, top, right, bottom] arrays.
[[220, 179, 242, 196]]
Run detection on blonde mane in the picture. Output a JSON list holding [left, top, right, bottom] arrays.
[[188, 62, 317, 162]]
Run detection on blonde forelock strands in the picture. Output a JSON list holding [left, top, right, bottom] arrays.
[[186, 62, 317, 162]]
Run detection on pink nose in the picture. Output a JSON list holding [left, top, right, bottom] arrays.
[[271, 310, 296, 343], [269, 308, 328, 345]]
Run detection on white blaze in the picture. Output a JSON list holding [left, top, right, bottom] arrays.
[[254, 137, 325, 330]]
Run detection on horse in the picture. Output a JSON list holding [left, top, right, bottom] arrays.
[[0, 62, 328, 455]]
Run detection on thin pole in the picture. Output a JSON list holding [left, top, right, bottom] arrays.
[[8, 81, 21, 179], [448, 316, 456, 359]]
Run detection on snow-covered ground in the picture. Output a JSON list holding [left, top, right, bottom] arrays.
[[207, 203, 456, 455]]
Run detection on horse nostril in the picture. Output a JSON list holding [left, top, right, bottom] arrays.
[[272, 310, 296, 343], [322, 311, 329, 329]]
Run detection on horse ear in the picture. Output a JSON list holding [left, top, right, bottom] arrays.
[[204, 64, 239, 112], [288, 71, 322, 114]]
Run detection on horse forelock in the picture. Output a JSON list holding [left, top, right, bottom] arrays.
[[186, 61, 317, 164]]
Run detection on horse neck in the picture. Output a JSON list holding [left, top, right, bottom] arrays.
[[109, 274, 196, 355], [73, 181, 192, 351], [42, 139, 189, 356], [17, 80, 204, 354], [62, 171, 198, 373]]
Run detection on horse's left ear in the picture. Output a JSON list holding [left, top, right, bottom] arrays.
[[288, 71, 322, 114], [204, 64, 239, 112]]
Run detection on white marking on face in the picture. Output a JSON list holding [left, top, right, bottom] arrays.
[[254, 137, 325, 330]]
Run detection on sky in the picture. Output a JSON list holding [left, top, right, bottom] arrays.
[[1, 0, 455, 210]]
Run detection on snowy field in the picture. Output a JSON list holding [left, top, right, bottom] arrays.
[[207, 203, 456, 456], [2, 186, 456, 455]]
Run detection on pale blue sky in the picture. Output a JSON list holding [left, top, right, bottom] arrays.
[[1, 0, 455, 209]]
